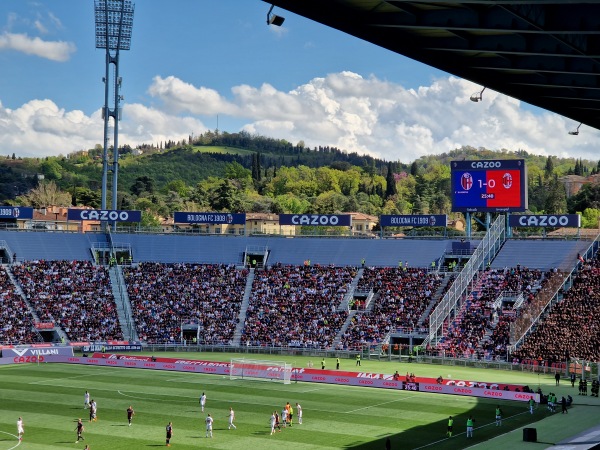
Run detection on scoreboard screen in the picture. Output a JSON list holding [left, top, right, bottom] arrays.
[[451, 159, 527, 213]]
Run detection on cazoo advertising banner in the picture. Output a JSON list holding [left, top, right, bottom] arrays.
[[2, 353, 537, 403], [67, 209, 142, 222], [508, 214, 581, 228], [278, 214, 352, 227]]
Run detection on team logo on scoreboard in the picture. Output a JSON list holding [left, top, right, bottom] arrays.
[[460, 173, 473, 190], [12, 208, 20, 218], [502, 172, 513, 189], [429, 215, 437, 226]]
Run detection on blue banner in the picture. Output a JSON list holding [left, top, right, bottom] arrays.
[[173, 212, 246, 225], [278, 214, 352, 227], [380, 214, 447, 227], [67, 209, 142, 222], [508, 214, 580, 228], [0, 206, 33, 219], [82, 344, 142, 352]]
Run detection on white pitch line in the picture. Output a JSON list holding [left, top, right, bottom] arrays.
[[0, 430, 21, 450], [300, 386, 327, 393], [28, 369, 114, 385], [35, 379, 341, 415], [117, 390, 171, 402], [412, 409, 533, 450], [344, 395, 416, 414]]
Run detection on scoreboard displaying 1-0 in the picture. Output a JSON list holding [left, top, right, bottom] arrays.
[[451, 159, 527, 213]]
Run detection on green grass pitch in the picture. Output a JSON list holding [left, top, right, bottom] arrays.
[[0, 353, 596, 449]]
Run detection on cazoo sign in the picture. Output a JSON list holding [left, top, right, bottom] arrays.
[[508, 214, 580, 228], [67, 209, 142, 222], [278, 214, 352, 227]]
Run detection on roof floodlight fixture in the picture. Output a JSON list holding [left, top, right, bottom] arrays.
[[568, 123, 582, 135], [94, 0, 135, 214], [470, 86, 486, 102], [267, 4, 285, 26], [95, 0, 134, 50]]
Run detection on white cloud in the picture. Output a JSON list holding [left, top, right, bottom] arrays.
[[148, 76, 237, 116], [0, 99, 207, 158], [1, 72, 600, 162], [33, 20, 47, 34], [0, 31, 75, 61]]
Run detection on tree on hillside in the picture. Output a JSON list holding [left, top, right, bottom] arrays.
[[130, 176, 154, 196], [568, 183, 600, 212], [251, 153, 262, 182], [17, 180, 71, 208], [410, 161, 419, 176], [385, 161, 397, 199], [544, 175, 567, 213], [544, 155, 554, 178], [71, 187, 101, 208]]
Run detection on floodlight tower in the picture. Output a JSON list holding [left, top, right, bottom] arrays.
[[94, 0, 135, 211]]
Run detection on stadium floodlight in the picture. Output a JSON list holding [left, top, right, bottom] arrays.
[[470, 86, 486, 102], [267, 4, 285, 26], [94, 0, 135, 213], [230, 358, 292, 384], [568, 123, 582, 135]]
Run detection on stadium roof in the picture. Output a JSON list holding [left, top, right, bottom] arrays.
[[264, 0, 600, 131]]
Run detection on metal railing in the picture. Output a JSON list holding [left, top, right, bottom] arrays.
[[427, 215, 506, 344]]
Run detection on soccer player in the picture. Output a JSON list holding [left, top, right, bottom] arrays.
[[200, 392, 206, 412], [84, 391, 90, 409], [466, 416, 474, 438], [89, 400, 97, 422], [529, 397, 535, 414], [281, 406, 288, 428], [127, 405, 135, 426], [75, 418, 85, 443], [270, 411, 277, 435], [17, 417, 24, 441], [205, 414, 213, 438], [274, 411, 281, 433], [495, 406, 502, 426], [227, 407, 236, 430], [446, 416, 453, 437], [287, 403, 294, 427], [296, 403, 303, 425], [165, 422, 173, 447]]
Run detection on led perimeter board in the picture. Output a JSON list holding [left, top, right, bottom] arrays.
[[451, 159, 527, 213]]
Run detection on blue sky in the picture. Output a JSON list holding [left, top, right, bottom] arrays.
[[1, 0, 598, 162]]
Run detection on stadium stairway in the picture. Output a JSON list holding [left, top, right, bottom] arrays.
[[417, 273, 453, 327], [338, 268, 365, 311], [332, 310, 358, 349], [108, 266, 138, 341], [231, 268, 255, 346], [5, 264, 46, 343]]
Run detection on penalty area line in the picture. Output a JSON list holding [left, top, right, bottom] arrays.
[[344, 395, 417, 414]]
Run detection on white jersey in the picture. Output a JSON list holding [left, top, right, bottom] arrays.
[[200, 394, 206, 405], [281, 409, 288, 421], [17, 419, 24, 433], [270, 414, 276, 426], [296, 404, 302, 417], [84, 392, 90, 404], [229, 410, 235, 423], [205, 416, 213, 430]]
